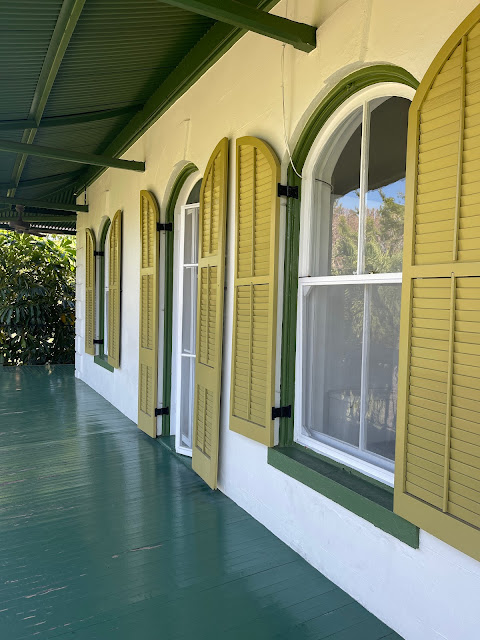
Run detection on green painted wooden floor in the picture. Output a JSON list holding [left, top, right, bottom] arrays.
[[0, 366, 401, 640]]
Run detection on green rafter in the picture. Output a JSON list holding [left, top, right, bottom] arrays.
[[0, 195, 88, 213], [0, 212, 77, 222], [0, 105, 142, 132], [6, 0, 87, 198], [0, 171, 83, 192], [0, 139, 145, 172], [157, 0, 316, 52], [76, 0, 281, 191]]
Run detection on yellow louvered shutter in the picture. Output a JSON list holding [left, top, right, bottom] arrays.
[[192, 138, 229, 489], [229, 137, 280, 446], [138, 191, 160, 438], [107, 210, 122, 369], [395, 6, 480, 561], [84, 228, 96, 356]]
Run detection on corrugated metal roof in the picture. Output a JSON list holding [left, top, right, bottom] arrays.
[[0, 0, 279, 228], [0, 0, 216, 225], [0, 1, 63, 120]]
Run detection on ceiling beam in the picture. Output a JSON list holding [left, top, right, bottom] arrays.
[[0, 171, 82, 191], [0, 212, 77, 222], [0, 195, 88, 213], [158, 0, 316, 52], [6, 0, 87, 198], [76, 0, 281, 191], [0, 105, 141, 132], [0, 140, 145, 172]]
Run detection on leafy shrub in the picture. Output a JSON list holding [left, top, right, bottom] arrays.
[[0, 232, 76, 365]]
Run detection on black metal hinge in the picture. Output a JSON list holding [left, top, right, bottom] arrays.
[[157, 222, 173, 232], [155, 407, 170, 417], [94, 250, 104, 257], [272, 405, 292, 420], [93, 339, 104, 345], [277, 184, 299, 199]]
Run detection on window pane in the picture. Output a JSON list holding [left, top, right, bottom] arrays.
[[104, 226, 110, 355], [365, 284, 401, 462], [331, 189, 360, 276], [328, 109, 362, 276], [302, 284, 364, 448], [180, 356, 194, 448], [183, 208, 195, 264], [182, 266, 197, 354], [365, 97, 409, 275]]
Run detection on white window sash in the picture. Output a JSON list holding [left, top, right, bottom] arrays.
[[174, 203, 199, 458], [294, 84, 415, 485]]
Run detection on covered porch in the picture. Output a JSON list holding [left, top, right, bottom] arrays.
[[0, 365, 399, 639]]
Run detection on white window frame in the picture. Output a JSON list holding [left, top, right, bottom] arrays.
[[103, 223, 111, 357], [174, 202, 199, 457], [294, 83, 416, 487]]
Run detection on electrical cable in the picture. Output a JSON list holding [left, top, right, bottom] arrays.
[[281, 44, 303, 179], [281, 44, 334, 193]]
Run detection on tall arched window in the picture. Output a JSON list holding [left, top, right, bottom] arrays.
[[295, 85, 413, 483], [173, 179, 202, 456], [95, 217, 113, 371]]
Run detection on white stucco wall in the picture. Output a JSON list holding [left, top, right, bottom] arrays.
[[75, 1, 480, 638]]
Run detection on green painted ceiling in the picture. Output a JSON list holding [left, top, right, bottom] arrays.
[[0, 0, 278, 232]]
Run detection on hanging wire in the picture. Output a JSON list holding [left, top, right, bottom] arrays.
[[281, 44, 303, 179], [281, 44, 334, 193]]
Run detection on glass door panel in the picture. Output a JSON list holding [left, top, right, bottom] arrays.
[[176, 204, 199, 455]]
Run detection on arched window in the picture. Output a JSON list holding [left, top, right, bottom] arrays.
[[173, 178, 202, 455], [295, 85, 413, 483], [95, 217, 113, 371], [103, 222, 111, 357]]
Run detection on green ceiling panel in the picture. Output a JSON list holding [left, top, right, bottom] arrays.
[[0, 0, 282, 225]]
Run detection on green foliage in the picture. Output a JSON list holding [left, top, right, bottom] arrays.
[[332, 188, 404, 344], [331, 189, 405, 277], [0, 232, 76, 365]]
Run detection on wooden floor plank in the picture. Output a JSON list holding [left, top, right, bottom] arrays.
[[0, 366, 402, 639]]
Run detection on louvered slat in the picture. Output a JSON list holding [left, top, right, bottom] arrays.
[[137, 191, 160, 438], [395, 5, 480, 563], [192, 138, 228, 490], [230, 137, 280, 446], [107, 210, 122, 369]]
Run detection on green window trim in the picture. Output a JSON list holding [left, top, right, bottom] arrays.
[[95, 217, 111, 367], [94, 354, 114, 373], [268, 444, 419, 548], [272, 65, 420, 544], [161, 163, 199, 437], [279, 65, 419, 447]]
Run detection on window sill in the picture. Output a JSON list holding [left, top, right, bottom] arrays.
[[94, 355, 114, 373], [267, 443, 418, 548]]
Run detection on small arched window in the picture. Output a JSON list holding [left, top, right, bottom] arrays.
[[95, 218, 112, 369], [295, 84, 414, 483]]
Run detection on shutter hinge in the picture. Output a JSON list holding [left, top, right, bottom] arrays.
[[277, 184, 298, 199], [155, 407, 170, 417], [94, 250, 105, 257], [272, 405, 292, 420], [157, 222, 173, 232], [93, 339, 104, 345]]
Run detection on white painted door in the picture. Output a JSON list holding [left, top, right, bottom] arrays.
[[174, 203, 199, 456]]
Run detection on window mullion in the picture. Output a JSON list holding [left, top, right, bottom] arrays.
[[357, 101, 370, 276], [359, 284, 371, 453], [358, 101, 371, 453]]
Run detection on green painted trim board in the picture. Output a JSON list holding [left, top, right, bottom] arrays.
[[268, 445, 419, 548]]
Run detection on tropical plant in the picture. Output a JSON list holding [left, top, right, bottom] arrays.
[[0, 232, 76, 365]]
